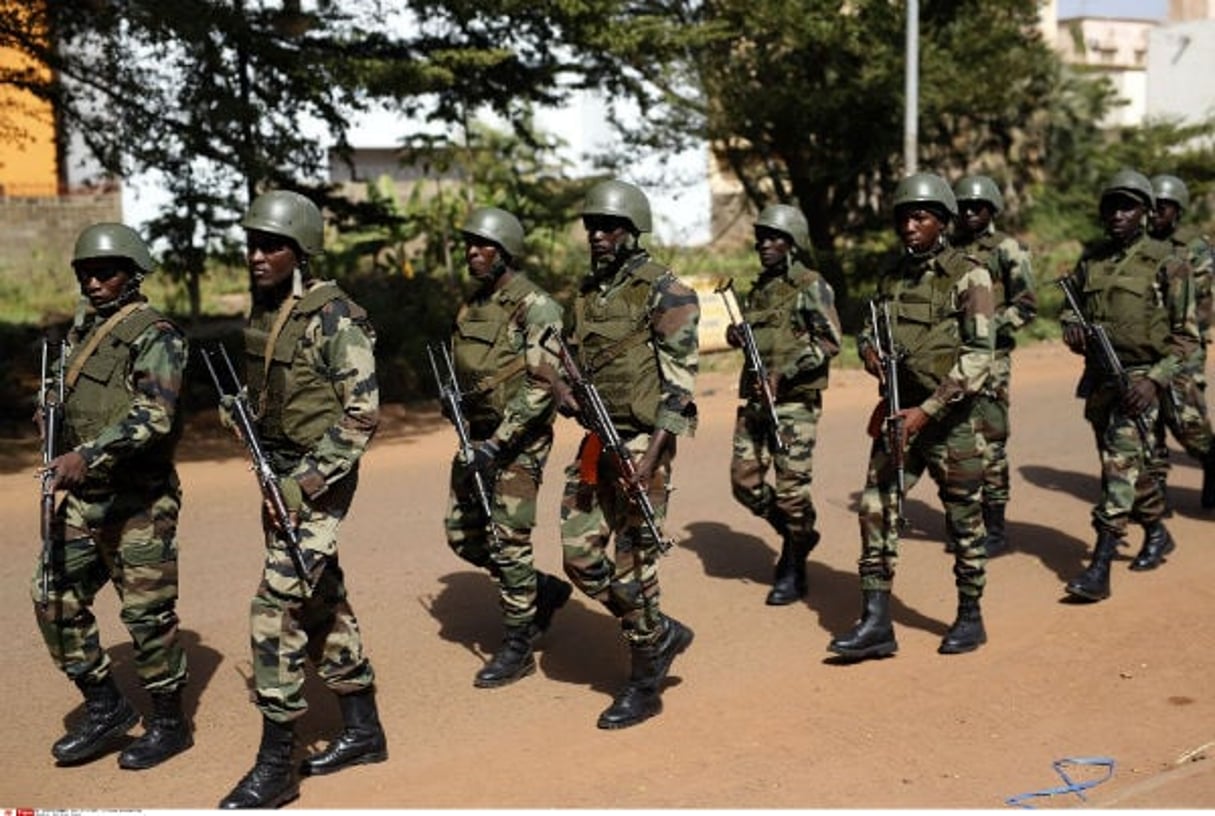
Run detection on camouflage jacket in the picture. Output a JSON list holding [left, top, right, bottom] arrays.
[[1060, 233, 1199, 388], [740, 257, 842, 400], [1176, 227, 1213, 340], [951, 224, 1037, 350], [858, 245, 995, 418], [571, 249, 700, 436], [247, 278, 379, 501], [452, 271, 563, 447], [62, 295, 186, 490]]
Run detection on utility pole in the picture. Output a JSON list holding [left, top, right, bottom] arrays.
[[904, 0, 919, 175]]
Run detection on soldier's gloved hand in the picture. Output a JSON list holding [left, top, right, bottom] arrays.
[[862, 347, 882, 380], [1123, 377, 1159, 416], [1062, 324, 1086, 355], [468, 439, 501, 478], [725, 325, 742, 349]]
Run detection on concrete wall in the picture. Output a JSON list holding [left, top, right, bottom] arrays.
[[1148, 20, 1215, 125], [0, 191, 122, 276]]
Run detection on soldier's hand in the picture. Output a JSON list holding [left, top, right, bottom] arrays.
[[32, 406, 45, 440], [866, 400, 887, 439], [552, 382, 582, 421], [47, 451, 87, 491], [1123, 377, 1159, 417], [725, 324, 742, 349], [896, 406, 930, 447], [862, 347, 882, 380], [1063, 324, 1086, 355], [766, 371, 782, 399]]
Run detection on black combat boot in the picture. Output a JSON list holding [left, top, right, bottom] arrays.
[[300, 688, 388, 777], [938, 595, 987, 654], [52, 674, 139, 765], [597, 615, 694, 730], [533, 572, 573, 638], [766, 530, 820, 606], [474, 626, 536, 688], [1065, 531, 1119, 601], [219, 718, 298, 809], [1129, 520, 1175, 571], [827, 590, 898, 661], [982, 503, 1008, 557], [118, 687, 193, 770], [1201, 447, 1215, 510]]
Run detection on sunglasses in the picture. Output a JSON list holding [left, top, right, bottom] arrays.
[[73, 265, 126, 283]]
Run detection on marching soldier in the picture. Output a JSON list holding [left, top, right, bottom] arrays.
[[220, 190, 387, 809], [33, 223, 193, 770], [951, 175, 1037, 556], [726, 204, 842, 604], [828, 173, 996, 661], [1060, 170, 1199, 602], [554, 179, 699, 729], [442, 206, 572, 688], [1145, 173, 1215, 509]]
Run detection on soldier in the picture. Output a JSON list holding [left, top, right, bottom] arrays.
[[1059, 169, 1199, 603], [828, 172, 996, 661], [32, 223, 192, 770], [1145, 173, 1215, 509], [442, 206, 572, 688], [219, 191, 386, 809], [726, 204, 842, 605], [554, 179, 698, 729], [951, 175, 1038, 556]]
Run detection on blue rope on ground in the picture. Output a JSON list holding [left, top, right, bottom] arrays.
[[1005, 756, 1116, 809]]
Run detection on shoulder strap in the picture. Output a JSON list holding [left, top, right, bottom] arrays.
[[64, 302, 147, 389]]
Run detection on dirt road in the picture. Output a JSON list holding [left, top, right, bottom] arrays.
[[1, 340, 1213, 809]]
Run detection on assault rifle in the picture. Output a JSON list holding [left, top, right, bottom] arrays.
[[714, 277, 787, 454], [201, 344, 314, 597], [540, 327, 673, 557], [869, 298, 908, 529], [38, 339, 66, 610], [427, 342, 501, 549], [1056, 277, 1152, 449]]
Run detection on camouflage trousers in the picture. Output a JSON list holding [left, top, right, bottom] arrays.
[[445, 428, 553, 629], [1084, 379, 1166, 535], [560, 431, 673, 645], [730, 395, 821, 539], [1148, 358, 1213, 483], [856, 398, 987, 598], [251, 468, 374, 724], [975, 352, 1013, 506], [31, 478, 187, 694]]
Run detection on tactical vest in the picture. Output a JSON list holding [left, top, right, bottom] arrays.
[[64, 303, 181, 488], [880, 247, 976, 404], [573, 255, 666, 432], [1080, 238, 1172, 366], [741, 262, 829, 401], [245, 282, 365, 453], [452, 274, 536, 430]]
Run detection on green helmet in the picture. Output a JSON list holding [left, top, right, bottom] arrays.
[[72, 223, 154, 273], [1150, 174, 1189, 211], [241, 190, 324, 255], [953, 175, 1004, 214], [892, 173, 958, 218], [581, 179, 652, 234], [754, 204, 811, 252], [1101, 169, 1154, 210], [461, 206, 525, 259]]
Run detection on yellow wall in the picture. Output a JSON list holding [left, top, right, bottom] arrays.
[[0, 38, 58, 197]]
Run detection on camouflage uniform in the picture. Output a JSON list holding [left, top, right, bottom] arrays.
[[1148, 232, 1214, 489], [560, 249, 700, 645], [242, 277, 380, 724], [729, 257, 842, 599], [444, 273, 564, 630], [33, 297, 188, 695], [950, 224, 1037, 512], [854, 247, 995, 598], [1062, 232, 1199, 530]]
